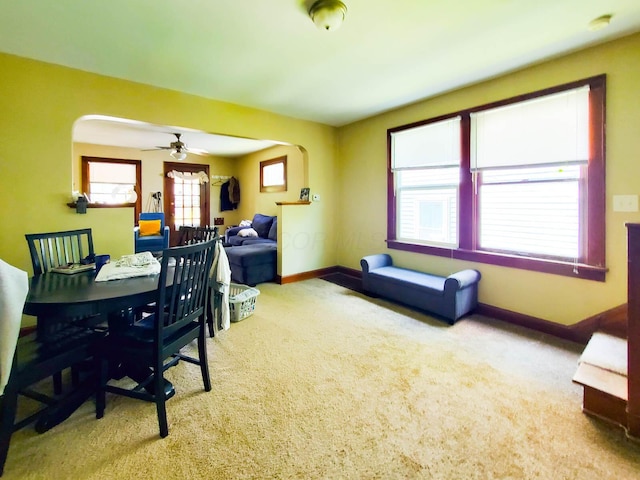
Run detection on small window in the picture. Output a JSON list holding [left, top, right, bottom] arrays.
[[81, 156, 142, 218], [260, 156, 287, 193]]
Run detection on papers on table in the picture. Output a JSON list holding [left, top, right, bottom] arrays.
[[95, 252, 161, 282]]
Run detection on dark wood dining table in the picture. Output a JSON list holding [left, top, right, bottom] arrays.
[[23, 269, 166, 432]]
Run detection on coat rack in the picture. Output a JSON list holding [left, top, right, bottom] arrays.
[[211, 175, 231, 186]]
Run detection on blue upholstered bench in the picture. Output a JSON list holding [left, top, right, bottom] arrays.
[[360, 254, 481, 324]]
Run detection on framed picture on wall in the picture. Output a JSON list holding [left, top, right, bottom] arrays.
[[300, 187, 310, 201]]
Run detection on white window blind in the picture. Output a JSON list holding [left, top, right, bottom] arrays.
[[471, 86, 590, 170], [478, 166, 580, 259], [392, 117, 461, 247], [89, 162, 136, 184], [391, 116, 461, 170]]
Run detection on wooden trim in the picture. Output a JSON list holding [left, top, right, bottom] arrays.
[[387, 240, 607, 282], [279, 266, 337, 284], [579, 304, 627, 339], [334, 265, 361, 278], [475, 303, 582, 342], [475, 302, 625, 345]]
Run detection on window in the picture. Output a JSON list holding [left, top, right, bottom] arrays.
[[81, 157, 142, 218], [260, 156, 287, 193], [392, 116, 461, 246], [387, 75, 606, 281]]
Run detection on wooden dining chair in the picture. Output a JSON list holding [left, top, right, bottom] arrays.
[[177, 226, 222, 337], [24, 229, 100, 394], [96, 238, 216, 438], [0, 260, 107, 477], [177, 226, 218, 246], [25, 228, 95, 276]]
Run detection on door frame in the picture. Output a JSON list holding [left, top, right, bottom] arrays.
[[163, 162, 210, 246]]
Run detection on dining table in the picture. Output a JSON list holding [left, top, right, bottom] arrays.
[[23, 268, 168, 432]]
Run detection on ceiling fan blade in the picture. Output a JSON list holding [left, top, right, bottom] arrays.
[[141, 146, 171, 151], [186, 147, 210, 156]]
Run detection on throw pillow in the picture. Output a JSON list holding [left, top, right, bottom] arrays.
[[252, 214, 274, 238], [238, 228, 259, 238], [139, 219, 161, 236], [268, 217, 278, 241]]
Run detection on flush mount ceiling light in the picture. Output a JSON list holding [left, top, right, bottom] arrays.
[[588, 14, 612, 31], [309, 0, 347, 31]]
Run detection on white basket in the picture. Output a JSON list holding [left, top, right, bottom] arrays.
[[228, 283, 260, 322]]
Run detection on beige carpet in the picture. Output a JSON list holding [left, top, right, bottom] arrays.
[[5, 279, 640, 479]]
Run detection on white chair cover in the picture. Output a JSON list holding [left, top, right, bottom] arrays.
[[0, 259, 29, 395]]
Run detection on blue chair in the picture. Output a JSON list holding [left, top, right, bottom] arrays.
[[134, 213, 170, 253]]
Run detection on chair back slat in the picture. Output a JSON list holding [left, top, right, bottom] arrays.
[[25, 229, 94, 275], [156, 239, 215, 341], [177, 226, 218, 246]]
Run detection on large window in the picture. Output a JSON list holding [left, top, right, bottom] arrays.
[[387, 75, 606, 281]]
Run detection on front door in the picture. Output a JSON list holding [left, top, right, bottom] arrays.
[[163, 162, 210, 246]]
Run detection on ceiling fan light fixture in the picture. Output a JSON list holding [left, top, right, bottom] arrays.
[[170, 149, 187, 161], [309, 0, 347, 32]]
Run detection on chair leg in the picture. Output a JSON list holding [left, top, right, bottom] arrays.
[[153, 369, 169, 438], [198, 329, 212, 392], [207, 290, 217, 338], [95, 358, 107, 419], [0, 389, 18, 476], [53, 371, 63, 395]]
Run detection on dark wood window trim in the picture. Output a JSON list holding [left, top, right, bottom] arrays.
[[387, 74, 607, 282], [260, 156, 287, 193], [81, 156, 142, 219]]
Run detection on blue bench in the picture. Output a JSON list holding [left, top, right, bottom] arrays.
[[360, 254, 481, 324]]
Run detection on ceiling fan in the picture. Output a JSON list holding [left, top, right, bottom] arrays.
[[144, 133, 208, 160]]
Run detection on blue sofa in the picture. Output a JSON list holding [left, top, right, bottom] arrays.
[[225, 214, 277, 246], [224, 214, 277, 285], [360, 254, 481, 324]]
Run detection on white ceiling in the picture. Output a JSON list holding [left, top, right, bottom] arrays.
[[73, 116, 283, 158], [3, 1, 640, 154]]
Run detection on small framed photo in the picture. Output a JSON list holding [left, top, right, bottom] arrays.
[[300, 187, 310, 201]]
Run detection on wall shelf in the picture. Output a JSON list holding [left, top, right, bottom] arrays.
[[275, 201, 311, 206], [67, 202, 135, 209]]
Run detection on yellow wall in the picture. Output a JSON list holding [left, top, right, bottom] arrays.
[[235, 144, 307, 218], [336, 32, 640, 326], [0, 52, 337, 294]]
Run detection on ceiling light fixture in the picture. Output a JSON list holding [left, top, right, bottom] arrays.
[[170, 149, 187, 161], [309, 0, 347, 32], [588, 14, 612, 31]]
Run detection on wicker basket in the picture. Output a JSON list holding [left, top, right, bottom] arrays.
[[228, 283, 260, 322]]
